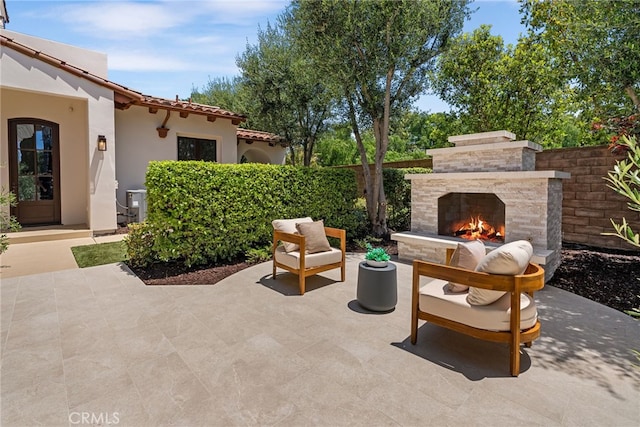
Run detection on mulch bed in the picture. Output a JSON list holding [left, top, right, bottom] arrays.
[[125, 238, 640, 316], [547, 243, 640, 314], [128, 260, 251, 286]]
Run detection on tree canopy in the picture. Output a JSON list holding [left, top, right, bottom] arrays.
[[236, 22, 335, 166], [191, 76, 248, 124], [432, 25, 584, 145], [522, 0, 640, 114], [286, 0, 470, 235]]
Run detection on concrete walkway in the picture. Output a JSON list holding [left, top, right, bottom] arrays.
[[0, 234, 125, 279], [1, 251, 639, 426]]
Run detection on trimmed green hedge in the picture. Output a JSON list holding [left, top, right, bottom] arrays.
[[128, 162, 359, 266], [384, 167, 431, 232]]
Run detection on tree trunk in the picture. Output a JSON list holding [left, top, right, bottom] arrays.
[[625, 86, 640, 112], [303, 136, 315, 167], [302, 140, 310, 167], [346, 97, 376, 227], [371, 117, 388, 237], [288, 145, 297, 166], [368, 68, 394, 237]]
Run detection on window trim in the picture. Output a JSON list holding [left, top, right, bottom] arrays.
[[177, 135, 218, 161]]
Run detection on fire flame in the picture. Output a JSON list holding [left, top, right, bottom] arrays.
[[454, 215, 503, 242]]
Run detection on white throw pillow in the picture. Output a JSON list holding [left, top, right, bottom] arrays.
[[272, 217, 313, 252], [447, 240, 486, 292], [467, 240, 533, 306]]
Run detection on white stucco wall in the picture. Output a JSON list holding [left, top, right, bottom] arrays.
[[115, 105, 239, 206], [1, 29, 108, 78], [0, 88, 89, 225], [0, 32, 117, 232], [237, 141, 286, 164]]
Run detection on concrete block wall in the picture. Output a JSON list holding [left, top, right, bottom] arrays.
[[536, 145, 640, 251]]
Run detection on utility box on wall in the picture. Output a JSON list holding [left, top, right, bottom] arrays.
[[126, 189, 147, 223]]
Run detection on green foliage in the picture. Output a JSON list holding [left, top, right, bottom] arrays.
[[0, 179, 21, 254], [522, 0, 640, 114], [237, 21, 334, 166], [626, 306, 640, 319], [245, 245, 273, 264], [191, 76, 248, 119], [391, 111, 463, 150], [127, 162, 359, 267], [71, 241, 128, 268], [316, 124, 429, 167], [604, 136, 640, 248], [354, 235, 383, 250], [432, 25, 586, 146], [315, 123, 362, 166], [364, 243, 391, 262], [349, 198, 372, 241], [384, 167, 431, 232], [125, 222, 159, 267]]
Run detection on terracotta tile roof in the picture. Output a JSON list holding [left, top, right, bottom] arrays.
[[140, 95, 245, 124], [237, 129, 287, 145], [0, 34, 246, 124]]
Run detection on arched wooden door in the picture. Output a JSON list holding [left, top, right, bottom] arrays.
[[8, 118, 61, 225]]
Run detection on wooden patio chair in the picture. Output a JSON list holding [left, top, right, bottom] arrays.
[[411, 241, 545, 376], [272, 218, 346, 295]]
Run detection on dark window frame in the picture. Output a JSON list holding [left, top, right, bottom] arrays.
[[177, 136, 217, 161]]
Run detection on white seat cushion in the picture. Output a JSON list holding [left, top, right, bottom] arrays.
[[274, 246, 342, 269], [419, 278, 538, 332]]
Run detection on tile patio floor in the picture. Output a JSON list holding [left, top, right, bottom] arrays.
[[1, 253, 639, 426]]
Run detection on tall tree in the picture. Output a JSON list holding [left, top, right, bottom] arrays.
[[191, 76, 245, 115], [432, 25, 565, 142], [287, 0, 470, 236], [522, 0, 640, 114], [236, 22, 334, 166]]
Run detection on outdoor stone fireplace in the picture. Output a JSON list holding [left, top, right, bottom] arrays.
[[391, 130, 570, 280]]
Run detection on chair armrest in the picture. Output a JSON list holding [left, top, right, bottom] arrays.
[[273, 230, 304, 245], [412, 259, 544, 293], [324, 227, 346, 251], [273, 227, 346, 254]]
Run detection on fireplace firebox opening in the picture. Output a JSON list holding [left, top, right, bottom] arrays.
[[438, 193, 505, 242]]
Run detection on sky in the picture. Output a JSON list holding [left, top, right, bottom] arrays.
[[3, 0, 526, 113]]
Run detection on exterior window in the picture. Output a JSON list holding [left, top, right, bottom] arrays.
[[177, 136, 217, 161]]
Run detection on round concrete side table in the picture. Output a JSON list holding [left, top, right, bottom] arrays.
[[356, 261, 397, 312]]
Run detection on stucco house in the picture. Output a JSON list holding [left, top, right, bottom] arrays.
[[0, 29, 286, 235]]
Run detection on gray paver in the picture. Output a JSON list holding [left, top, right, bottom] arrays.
[[1, 256, 639, 426]]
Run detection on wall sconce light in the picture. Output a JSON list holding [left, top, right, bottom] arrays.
[[97, 135, 107, 151]]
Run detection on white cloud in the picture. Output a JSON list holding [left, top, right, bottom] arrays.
[[197, 0, 287, 26], [58, 1, 194, 39], [9, 0, 286, 93]]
